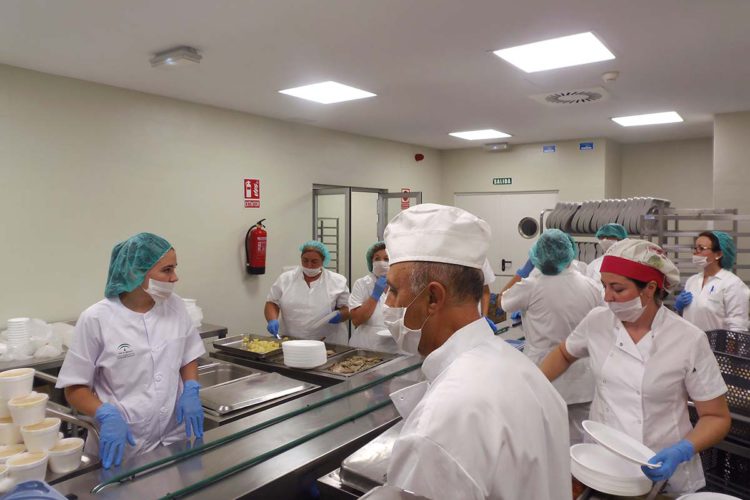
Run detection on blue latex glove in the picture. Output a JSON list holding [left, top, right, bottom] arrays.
[[511, 311, 522, 324], [371, 276, 388, 300], [641, 439, 695, 481], [484, 316, 498, 333], [516, 259, 534, 279], [328, 311, 343, 324], [674, 291, 693, 313], [95, 403, 136, 469], [266, 319, 280, 337], [176, 380, 204, 439]]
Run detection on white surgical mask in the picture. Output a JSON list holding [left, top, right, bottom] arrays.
[[599, 239, 617, 252], [607, 295, 645, 323], [382, 288, 431, 355], [142, 279, 175, 305], [302, 266, 323, 277], [692, 255, 710, 269], [372, 261, 390, 278]]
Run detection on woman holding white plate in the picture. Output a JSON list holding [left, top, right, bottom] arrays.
[[540, 239, 730, 494]]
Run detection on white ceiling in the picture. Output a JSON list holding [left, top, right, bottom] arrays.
[[1, 0, 748, 149]]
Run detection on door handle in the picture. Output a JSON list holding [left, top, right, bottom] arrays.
[[501, 259, 512, 272]]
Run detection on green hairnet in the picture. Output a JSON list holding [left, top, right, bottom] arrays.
[[105, 233, 172, 298], [596, 223, 628, 240], [712, 231, 736, 269], [299, 240, 331, 267], [530, 229, 576, 276], [366, 241, 386, 272]]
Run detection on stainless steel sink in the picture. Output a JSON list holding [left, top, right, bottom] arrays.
[[198, 361, 258, 388]]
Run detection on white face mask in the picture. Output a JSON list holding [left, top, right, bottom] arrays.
[[607, 295, 645, 323], [599, 239, 617, 252], [692, 255, 711, 269], [142, 278, 175, 304], [302, 266, 323, 277], [372, 261, 390, 278], [382, 288, 430, 355]]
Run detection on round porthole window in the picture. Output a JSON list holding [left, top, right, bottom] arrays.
[[518, 217, 539, 239]]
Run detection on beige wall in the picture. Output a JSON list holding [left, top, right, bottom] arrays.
[[0, 64, 441, 334], [604, 139, 622, 199]]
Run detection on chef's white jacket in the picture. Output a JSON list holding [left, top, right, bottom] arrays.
[[586, 256, 604, 284], [500, 268, 602, 404], [530, 259, 588, 278], [56, 294, 206, 461], [682, 269, 750, 332], [566, 306, 728, 493], [387, 318, 570, 500], [349, 274, 399, 352], [267, 267, 349, 344]]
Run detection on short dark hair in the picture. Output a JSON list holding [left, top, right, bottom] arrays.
[[411, 262, 483, 304]]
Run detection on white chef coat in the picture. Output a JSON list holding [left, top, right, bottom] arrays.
[[586, 255, 604, 283], [349, 274, 398, 352], [267, 266, 350, 344], [501, 268, 603, 404], [682, 269, 750, 332], [530, 259, 588, 278], [566, 306, 728, 493], [56, 294, 206, 462], [387, 318, 570, 500]]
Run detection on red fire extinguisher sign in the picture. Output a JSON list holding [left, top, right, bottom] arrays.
[[244, 179, 260, 208]]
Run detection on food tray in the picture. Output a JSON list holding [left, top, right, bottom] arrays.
[[213, 334, 285, 360], [705, 330, 750, 416], [200, 372, 318, 414], [314, 350, 399, 377]]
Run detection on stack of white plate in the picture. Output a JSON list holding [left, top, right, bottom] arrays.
[[5, 319, 32, 357], [570, 443, 652, 496], [677, 493, 742, 499], [282, 340, 327, 369]]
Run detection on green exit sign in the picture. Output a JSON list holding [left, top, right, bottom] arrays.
[[493, 177, 512, 185]]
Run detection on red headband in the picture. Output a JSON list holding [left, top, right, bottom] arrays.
[[600, 255, 665, 289]]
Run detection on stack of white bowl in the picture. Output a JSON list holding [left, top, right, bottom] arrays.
[[5, 319, 33, 359], [570, 443, 653, 496], [282, 340, 327, 369], [182, 299, 203, 328]]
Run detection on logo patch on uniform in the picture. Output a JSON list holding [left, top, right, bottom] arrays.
[[116, 343, 135, 360]]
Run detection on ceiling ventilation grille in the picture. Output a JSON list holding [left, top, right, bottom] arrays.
[[530, 86, 609, 106]]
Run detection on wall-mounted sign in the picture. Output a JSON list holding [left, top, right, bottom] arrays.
[[543, 144, 557, 153], [244, 178, 260, 208], [492, 177, 512, 185], [401, 188, 411, 209], [579, 142, 594, 151]]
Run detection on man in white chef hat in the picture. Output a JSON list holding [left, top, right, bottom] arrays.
[[383, 203, 570, 500]]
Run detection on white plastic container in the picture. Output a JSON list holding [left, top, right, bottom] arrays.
[[6, 451, 48, 482], [0, 444, 26, 464], [0, 418, 22, 446], [20, 418, 60, 452], [7, 392, 48, 426], [47, 437, 84, 474], [0, 399, 9, 419], [0, 463, 7, 480], [0, 368, 35, 401]]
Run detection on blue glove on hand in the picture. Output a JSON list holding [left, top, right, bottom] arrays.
[[328, 311, 343, 324], [95, 403, 136, 469], [511, 311, 522, 324], [484, 316, 498, 333], [267, 319, 280, 337], [641, 439, 695, 481], [674, 291, 693, 313], [176, 380, 204, 439], [516, 259, 534, 279], [371, 276, 388, 300]]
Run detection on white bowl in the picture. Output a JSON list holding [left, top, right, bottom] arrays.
[[570, 443, 652, 496], [0, 418, 22, 446], [20, 417, 60, 452], [0, 368, 35, 401], [7, 392, 48, 426], [6, 451, 48, 482], [0, 399, 9, 419], [0, 444, 26, 464], [47, 437, 84, 474]]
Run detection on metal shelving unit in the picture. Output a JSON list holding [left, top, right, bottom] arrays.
[[316, 217, 340, 273]]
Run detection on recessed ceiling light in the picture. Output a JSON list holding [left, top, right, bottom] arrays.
[[449, 129, 512, 140], [611, 111, 684, 127], [278, 81, 376, 104], [494, 32, 615, 73], [150, 46, 202, 67]]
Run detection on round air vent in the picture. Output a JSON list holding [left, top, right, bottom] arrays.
[[545, 90, 603, 104]]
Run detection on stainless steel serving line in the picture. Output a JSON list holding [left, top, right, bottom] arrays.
[[51, 354, 424, 499]]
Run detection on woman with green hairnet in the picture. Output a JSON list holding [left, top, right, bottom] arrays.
[[55, 233, 206, 469], [348, 242, 399, 352], [264, 240, 350, 344], [586, 223, 628, 285], [676, 231, 750, 331]]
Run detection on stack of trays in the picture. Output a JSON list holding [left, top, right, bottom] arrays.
[[282, 340, 327, 369]]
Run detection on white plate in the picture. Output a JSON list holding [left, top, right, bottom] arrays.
[[375, 329, 393, 338], [308, 311, 339, 330], [677, 494, 742, 500], [582, 420, 659, 468]]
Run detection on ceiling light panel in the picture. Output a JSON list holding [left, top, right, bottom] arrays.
[[278, 81, 376, 104], [449, 129, 512, 140], [494, 32, 615, 73], [611, 111, 684, 127]]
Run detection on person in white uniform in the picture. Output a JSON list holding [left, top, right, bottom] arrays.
[[382, 203, 570, 500], [501, 228, 603, 444], [265, 240, 350, 345], [56, 233, 206, 469], [349, 241, 398, 352], [541, 239, 731, 494], [586, 223, 628, 285], [675, 230, 750, 332]]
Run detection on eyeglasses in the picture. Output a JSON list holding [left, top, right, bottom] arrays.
[[693, 245, 715, 253]]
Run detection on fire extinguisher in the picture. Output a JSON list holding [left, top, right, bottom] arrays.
[[245, 219, 267, 275]]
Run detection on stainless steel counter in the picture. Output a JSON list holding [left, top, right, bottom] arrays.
[[52, 354, 424, 499]]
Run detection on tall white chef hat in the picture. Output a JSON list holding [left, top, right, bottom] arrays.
[[384, 203, 490, 270]]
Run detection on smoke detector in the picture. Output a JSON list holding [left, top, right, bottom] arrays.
[[530, 86, 609, 106]]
